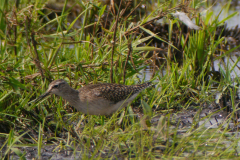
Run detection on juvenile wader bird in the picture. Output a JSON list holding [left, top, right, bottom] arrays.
[[34, 79, 152, 115]]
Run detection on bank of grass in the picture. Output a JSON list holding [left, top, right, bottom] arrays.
[[0, 0, 240, 159]]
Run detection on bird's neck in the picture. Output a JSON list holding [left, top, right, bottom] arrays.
[[60, 88, 80, 106]]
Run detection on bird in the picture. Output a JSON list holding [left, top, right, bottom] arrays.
[[34, 79, 152, 115]]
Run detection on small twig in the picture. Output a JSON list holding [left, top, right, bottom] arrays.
[[167, 35, 173, 73], [110, 1, 130, 32], [130, 50, 137, 71], [123, 14, 164, 36], [25, 17, 31, 47], [104, 8, 110, 29], [125, 0, 142, 20], [25, 16, 45, 81], [110, 0, 116, 15], [214, 116, 219, 126], [152, 50, 156, 78], [119, 0, 132, 18], [24, 62, 110, 80], [123, 5, 185, 36], [13, 9, 17, 57], [31, 32, 45, 80], [62, 40, 95, 46], [110, 0, 123, 83], [205, 113, 213, 125], [177, 22, 183, 49], [91, 22, 96, 60], [123, 43, 132, 83], [28, 16, 45, 80], [182, 30, 190, 52], [230, 56, 240, 70]]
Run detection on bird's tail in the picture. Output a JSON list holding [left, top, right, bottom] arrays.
[[135, 81, 153, 91]]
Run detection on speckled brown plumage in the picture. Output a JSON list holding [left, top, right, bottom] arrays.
[[35, 79, 152, 115], [79, 82, 152, 103]]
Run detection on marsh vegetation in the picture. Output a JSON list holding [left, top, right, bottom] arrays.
[[1, 0, 240, 159]]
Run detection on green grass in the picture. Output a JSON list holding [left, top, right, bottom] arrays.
[[0, 0, 240, 159]]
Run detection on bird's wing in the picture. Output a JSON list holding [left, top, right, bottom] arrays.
[[79, 83, 151, 103]]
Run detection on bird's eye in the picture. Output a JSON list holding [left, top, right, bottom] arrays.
[[52, 84, 59, 88]]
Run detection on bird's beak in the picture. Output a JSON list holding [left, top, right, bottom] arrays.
[[33, 91, 51, 103]]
